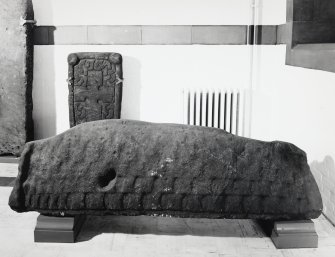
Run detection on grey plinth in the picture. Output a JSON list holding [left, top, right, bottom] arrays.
[[271, 220, 318, 249], [34, 214, 86, 243]]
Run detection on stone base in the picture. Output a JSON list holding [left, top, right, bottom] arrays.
[[271, 220, 318, 249], [0, 156, 19, 177], [0, 156, 19, 164], [34, 214, 86, 243]]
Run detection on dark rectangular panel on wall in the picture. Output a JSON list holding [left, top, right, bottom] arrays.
[[67, 53, 123, 127], [293, 22, 335, 44], [315, 0, 335, 22], [0, 0, 34, 156], [291, 0, 315, 21], [288, 0, 335, 45], [285, 0, 335, 73]]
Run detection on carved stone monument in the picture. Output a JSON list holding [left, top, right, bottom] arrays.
[[9, 119, 322, 221], [67, 52, 123, 127], [0, 0, 34, 156]]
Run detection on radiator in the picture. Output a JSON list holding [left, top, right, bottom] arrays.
[[183, 89, 245, 136]]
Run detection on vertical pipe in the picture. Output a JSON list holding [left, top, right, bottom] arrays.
[[208, 90, 213, 127], [187, 90, 190, 125], [226, 91, 231, 133], [205, 91, 209, 127], [218, 91, 221, 129], [212, 91, 215, 127], [230, 93, 234, 133], [236, 92, 240, 135], [201, 90, 206, 127], [193, 91, 197, 125], [223, 91, 227, 131], [246, 0, 258, 137], [199, 91, 203, 126]]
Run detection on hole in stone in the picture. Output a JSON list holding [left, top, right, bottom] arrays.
[[98, 168, 116, 192], [98, 168, 116, 189]]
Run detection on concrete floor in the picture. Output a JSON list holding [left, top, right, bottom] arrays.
[[0, 186, 335, 257]]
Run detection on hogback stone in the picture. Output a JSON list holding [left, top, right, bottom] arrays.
[[0, 0, 34, 156], [9, 120, 323, 220], [67, 52, 123, 127]]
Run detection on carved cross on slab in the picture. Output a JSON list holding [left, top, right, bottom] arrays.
[[67, 52, 123, 127]]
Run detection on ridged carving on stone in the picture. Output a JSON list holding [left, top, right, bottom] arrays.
[[9, 120, 323, 220]]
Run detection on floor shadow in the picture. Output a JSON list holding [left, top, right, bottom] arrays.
[[256, 220, 274, 237], [77, 215, 267, 242]]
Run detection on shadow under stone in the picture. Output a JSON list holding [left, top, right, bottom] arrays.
[[77, 215, 268, 242]]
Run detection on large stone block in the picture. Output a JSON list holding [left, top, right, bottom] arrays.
[[0, 0, 34, 156], [9, 120, 323, 220]]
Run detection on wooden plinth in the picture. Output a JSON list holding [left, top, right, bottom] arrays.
[[271, 220, 318, 249], [34, 214, 86, 243]]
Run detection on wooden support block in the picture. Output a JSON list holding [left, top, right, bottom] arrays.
[[34, 214, 86, 243], [271, 220, 318, 249]]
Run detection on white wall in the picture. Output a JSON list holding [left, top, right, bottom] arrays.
[[33, 45, 252, 139], [256, 0, 286, 25], [31, 0, 288, 140], [251, 45, 335, 163], [32, 0, 286, 26], [251, 45, 335, 223], [32, 0, 253, 26], [31, 0, 335, 222]]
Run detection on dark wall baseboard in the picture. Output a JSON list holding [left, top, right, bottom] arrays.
[[34, 25, 285, 46]]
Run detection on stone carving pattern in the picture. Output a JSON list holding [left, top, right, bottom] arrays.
[[74, 59, 115, 124], [9, 120, 322, 220], [68, 53, 122, 127]]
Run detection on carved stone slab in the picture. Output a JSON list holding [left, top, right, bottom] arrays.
[[67, 52, 123, 127], [0, 0, 34, 156], [9, 120, 323, 220]]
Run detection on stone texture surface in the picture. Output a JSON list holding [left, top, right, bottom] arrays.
[[9, 120, 322, 220], [0, 0, 34, 156], [68, 52, 123, 127]]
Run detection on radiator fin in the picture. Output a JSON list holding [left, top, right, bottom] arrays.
[[183, 89, 244, 136]]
